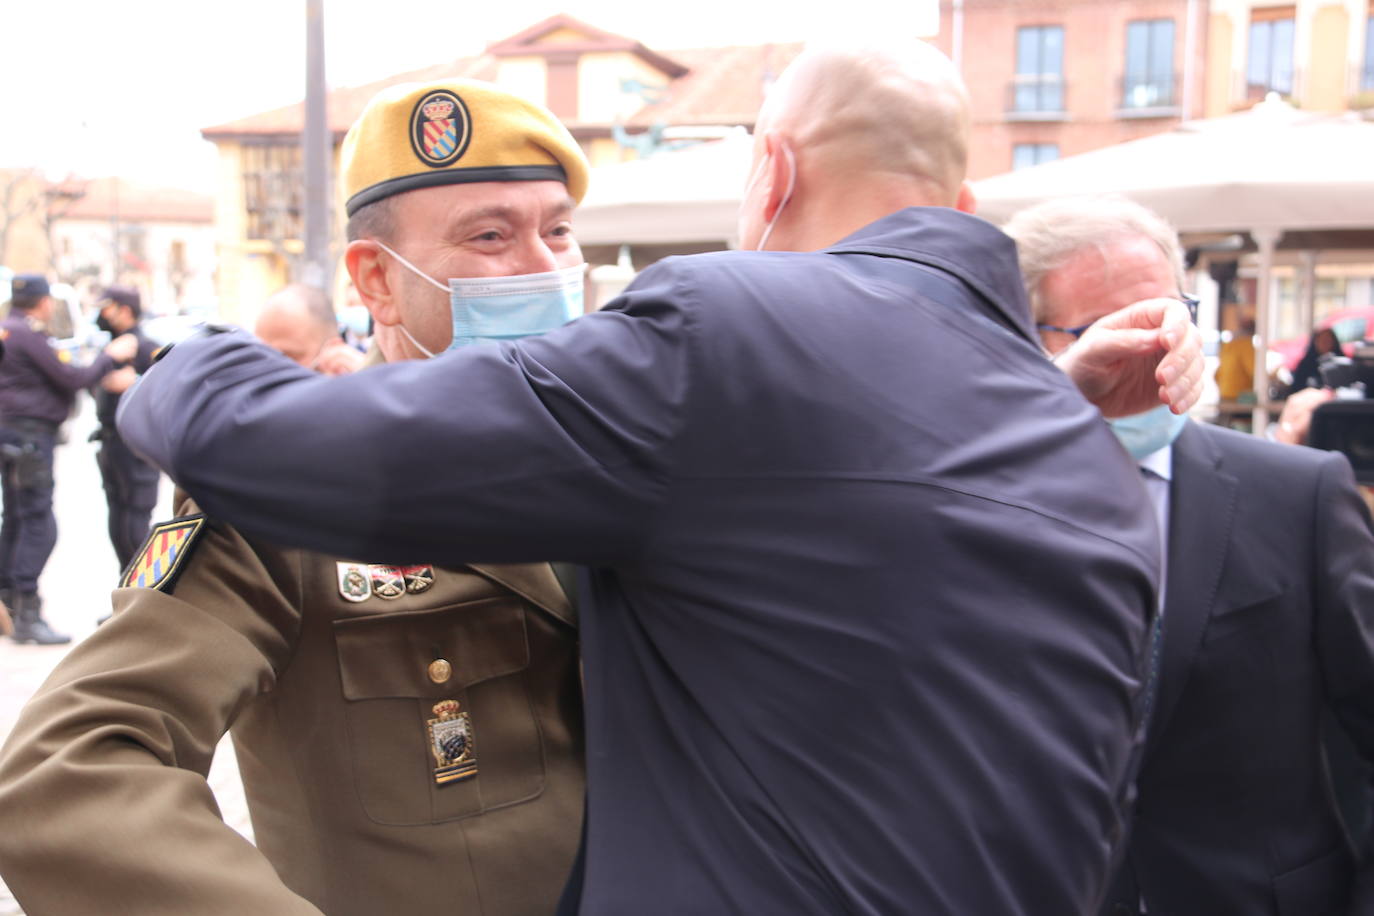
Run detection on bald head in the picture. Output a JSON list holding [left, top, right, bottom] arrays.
[[765, 40, 969, 202], [255, 284, 339, 368]]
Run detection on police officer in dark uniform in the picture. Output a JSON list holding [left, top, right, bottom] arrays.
[[91, 285, 161, 569], [0, 274, 137, 644]]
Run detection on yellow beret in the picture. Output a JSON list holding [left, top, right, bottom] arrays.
[[341, 79, 589, 217]]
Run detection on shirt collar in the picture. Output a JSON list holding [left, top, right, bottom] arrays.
[[1137, 443, 1174, 481]]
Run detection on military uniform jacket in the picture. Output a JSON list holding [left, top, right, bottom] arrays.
[[117, 206, 1161, 915], [0, 498, 583, 916]]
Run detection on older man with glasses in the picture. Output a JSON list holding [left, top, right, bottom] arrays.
[[1007, 194, 1374, 916]]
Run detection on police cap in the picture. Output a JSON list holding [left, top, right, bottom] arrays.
[[10, 274, 50, 300], [99, 285, 142, 317]]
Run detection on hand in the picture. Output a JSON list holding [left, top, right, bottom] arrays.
[[101, 365, 138, 394], [1273, 386, 1333, 445], [1053, 298, 1203, 419], [104, 333, 139, 364], [312, 341, 367, 376]]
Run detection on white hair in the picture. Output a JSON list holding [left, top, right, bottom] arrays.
[[1002, 196, 1186, 321]]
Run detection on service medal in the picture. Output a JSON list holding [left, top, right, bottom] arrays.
[[369, 564, 406, 599], [336, 562, 371, 602], [400, 564, 435, 594], [427, 699, 478, 785]]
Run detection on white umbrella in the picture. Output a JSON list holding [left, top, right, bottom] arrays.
[[972, 96, 1374, 234]]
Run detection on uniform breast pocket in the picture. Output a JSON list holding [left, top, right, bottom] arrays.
[[334, 597, 547, 826]]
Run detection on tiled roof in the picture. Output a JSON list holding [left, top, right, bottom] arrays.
[[625, 43, 803, 128], [48, 176, 213, 224], [202, 24, 803, 138]]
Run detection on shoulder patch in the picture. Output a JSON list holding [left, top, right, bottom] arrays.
[[120, 514, 207, 592]]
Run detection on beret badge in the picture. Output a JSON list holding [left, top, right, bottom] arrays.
[[410, 89, 471, 168]]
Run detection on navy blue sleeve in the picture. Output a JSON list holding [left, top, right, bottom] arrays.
[[116, 271, 694, 566], [19, 331, 115, 393]]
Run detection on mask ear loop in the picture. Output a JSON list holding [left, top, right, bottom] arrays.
[[395, 322, 438, 359], [371, 240, 446, 358], [756, 142, 796, 252], [372, 240, 450, 293]]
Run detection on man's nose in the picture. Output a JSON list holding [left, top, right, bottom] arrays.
[[511, 236, 559, 275]]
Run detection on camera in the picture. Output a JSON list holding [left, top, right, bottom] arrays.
[[1309, 345, 1374, 484]]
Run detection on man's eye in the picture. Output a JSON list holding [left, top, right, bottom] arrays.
[[472, 231, 502, 242]]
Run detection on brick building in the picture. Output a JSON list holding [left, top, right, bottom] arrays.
[[930, 0, 1209, 179]]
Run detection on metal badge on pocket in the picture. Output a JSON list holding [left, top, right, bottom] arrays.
[[337, 563, 371, 602], [427, 700, 478, 785]]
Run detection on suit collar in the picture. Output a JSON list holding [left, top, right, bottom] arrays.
[[822, 207, 1036, 344], [1148, 423, 1239, 746]]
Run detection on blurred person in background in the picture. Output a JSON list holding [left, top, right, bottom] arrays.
[[1215, 306, 1257, 403], [0, 274, 138, 644], [1291, 326, 1342, 394], [254, 283, 366, 375], [1008, 194, 1374, 916], [91, 285, 162, 571]]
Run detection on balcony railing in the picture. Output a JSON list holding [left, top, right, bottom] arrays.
[[1006, 76, 1066, 120], [1119, 73, 1179, 112]]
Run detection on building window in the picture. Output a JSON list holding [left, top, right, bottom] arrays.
[[1013, 26, 1065, 113], [1246, 7, 1295, 99], [1363, 14, 1374, 91], [242, 143, 303, 243], [1012, 143, 1060, 170], [1123, 19, 1176, 108]]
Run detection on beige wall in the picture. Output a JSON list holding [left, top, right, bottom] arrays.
[[1205, 11, 1237, 114], [1207, 0, 1366, 111], [0, 170, 54, 274], [1308, 3, 1351, 108]]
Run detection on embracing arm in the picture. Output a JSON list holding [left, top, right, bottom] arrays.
[[117, 279, 692, 566], [0, 510, 319, 915]]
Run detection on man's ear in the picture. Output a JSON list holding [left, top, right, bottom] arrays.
[[345, 240, 399, 327], [760, 131, 794, 223], [955, 181, 977, 214]]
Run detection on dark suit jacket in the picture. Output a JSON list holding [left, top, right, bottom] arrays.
[[1103, 422, 1374, 916], [118, 207, 1160, 914]]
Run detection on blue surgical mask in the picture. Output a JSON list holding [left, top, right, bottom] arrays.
[[376, 241, 585, 357], [1107, 404, 1189, 460]]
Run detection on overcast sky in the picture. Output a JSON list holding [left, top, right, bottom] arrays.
[[0, 0, 939, 191]]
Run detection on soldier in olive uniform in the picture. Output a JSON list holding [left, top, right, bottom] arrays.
[[0, 80, 588, 914]]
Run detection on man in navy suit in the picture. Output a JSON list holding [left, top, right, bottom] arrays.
[[118, 43, 1199, 914], [1008, 195, 1374, 916]]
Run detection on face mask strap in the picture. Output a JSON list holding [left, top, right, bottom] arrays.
[[373, 240, 450, 293], [757, 142, 796, 253], [394, 321, 439, 359]]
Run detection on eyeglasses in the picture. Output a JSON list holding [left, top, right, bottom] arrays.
[[1036, 294, 1199, 341]]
